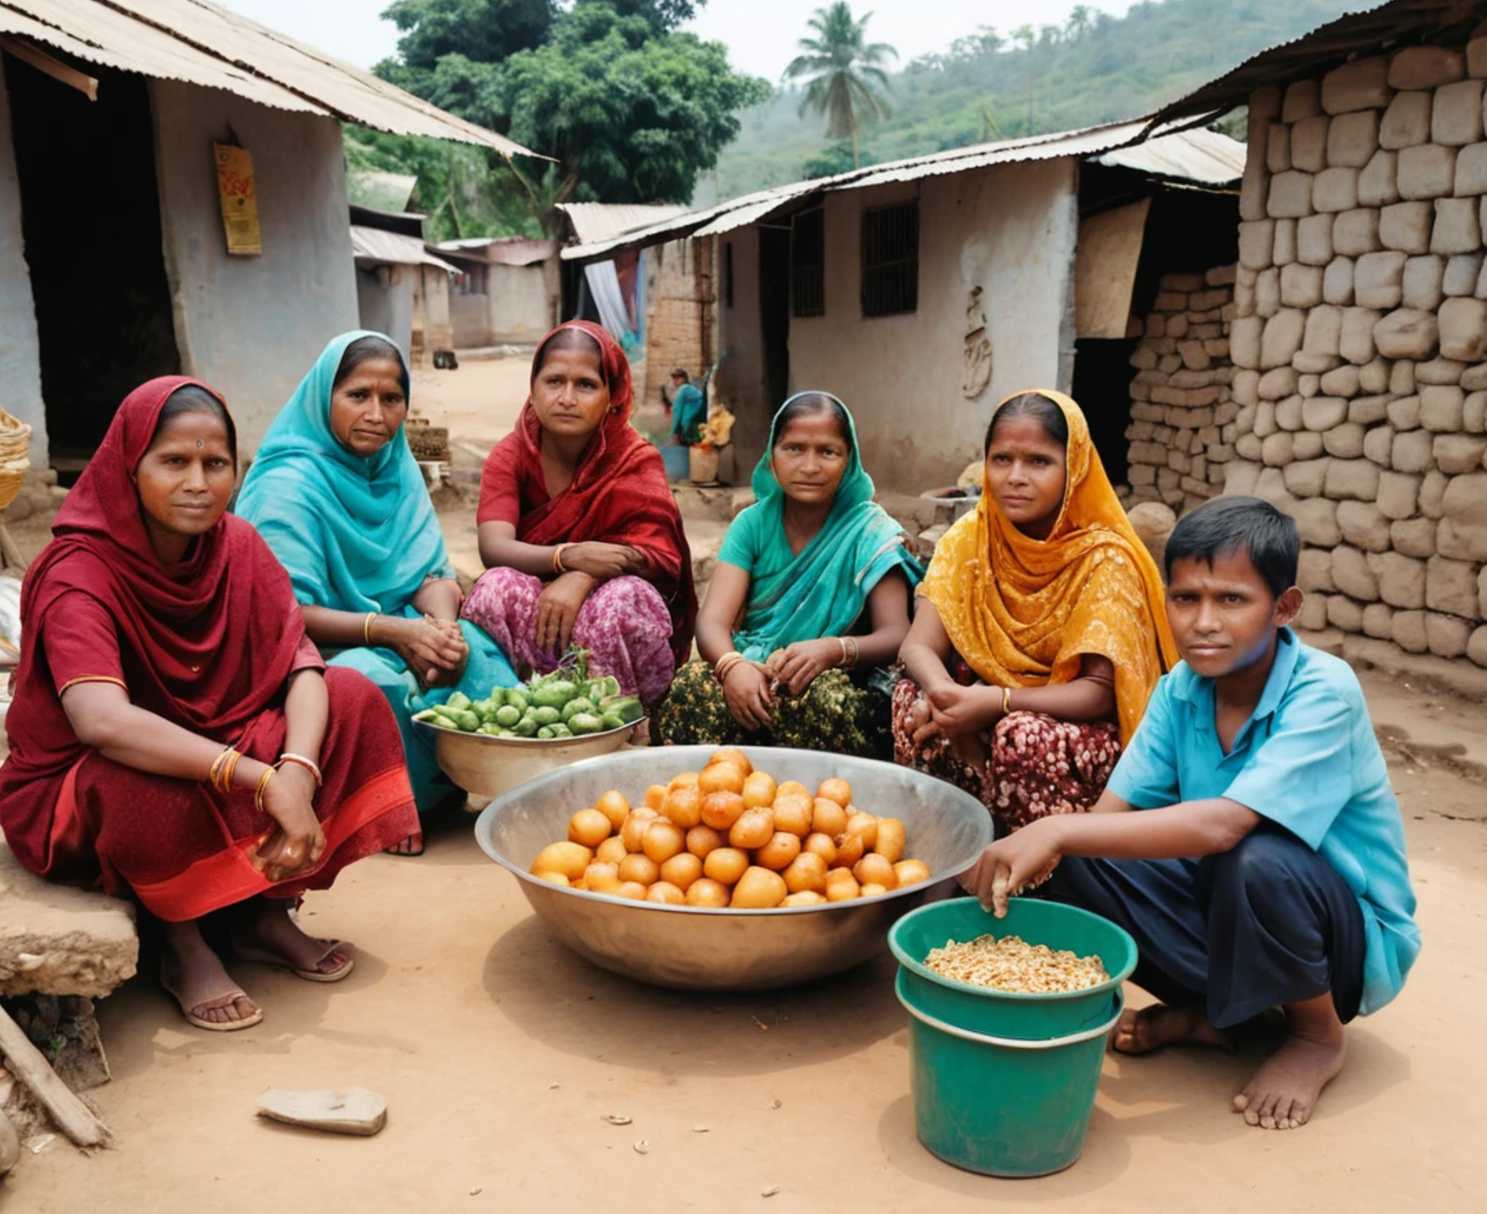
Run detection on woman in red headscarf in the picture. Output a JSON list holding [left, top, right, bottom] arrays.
[[0, 378, 418, 1032], [461, 322, 695, 706]]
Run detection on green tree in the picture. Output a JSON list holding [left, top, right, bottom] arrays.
[[782, 3, 897, 169], [1065, 6, 1095, 42], [496, 2, 770, 205], [380, 0, 553, 71]]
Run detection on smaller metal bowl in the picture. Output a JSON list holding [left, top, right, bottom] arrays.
[[415, 718, 642, 800]]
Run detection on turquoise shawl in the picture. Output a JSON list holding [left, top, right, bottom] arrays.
[[235, 331, 454, 612], [731, 393, 923, 662]]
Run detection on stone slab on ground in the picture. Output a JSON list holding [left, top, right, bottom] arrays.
[[255, 1087, 387, 1137], [0, 844, 136, 999]]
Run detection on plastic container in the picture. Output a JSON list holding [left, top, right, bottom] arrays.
[[888, 897, 1137, 1177], [659, 444, 690, 482]]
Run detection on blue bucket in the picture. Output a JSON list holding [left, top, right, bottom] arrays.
[[659, 444, 690, 482]]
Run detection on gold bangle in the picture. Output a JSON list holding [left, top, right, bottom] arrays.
[[363, 612, 378, 647], [847, 637, 860, 669], [552, 543, 570, 575], [221, 749, 241, 794], [208, 746, 233, 793], [1002, 686, 1013, 716], [254, 766, 276, 813], [838, 637, 850, 667], [278, 752, 323, 788], [714, 652, 745, 685]]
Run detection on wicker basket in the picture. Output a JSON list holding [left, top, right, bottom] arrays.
[[0, 408, 31, 513]]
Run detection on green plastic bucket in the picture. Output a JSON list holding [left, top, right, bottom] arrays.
[[888, 897, 1138, 1178]]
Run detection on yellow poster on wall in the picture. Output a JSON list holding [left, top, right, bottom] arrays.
[[213, 142, 262, 256]]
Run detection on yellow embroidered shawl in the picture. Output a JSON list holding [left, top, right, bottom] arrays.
[[921, 390, 1177, 745]]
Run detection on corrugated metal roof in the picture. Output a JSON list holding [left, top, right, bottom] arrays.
[[348, 171, 419, 214], [563, 120, 1245, 262], [553, 202, 691, 247], [1149, 0, 1474, 127], [1093, 126, 1247, 183], [351, 226, 458, 272], [0, 0, 539, 157], [436, 236, 556, 267]]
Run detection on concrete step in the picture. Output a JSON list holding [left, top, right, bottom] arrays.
[[0, 843, 137, 999]]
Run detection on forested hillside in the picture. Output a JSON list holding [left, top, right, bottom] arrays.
[[702, 0, 1354, 204]]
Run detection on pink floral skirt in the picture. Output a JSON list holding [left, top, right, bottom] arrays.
[[890, 679, 1121, 832], [460, 568, 677, 706]]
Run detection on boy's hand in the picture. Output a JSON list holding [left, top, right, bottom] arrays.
[[958, 817, 1063, 918]]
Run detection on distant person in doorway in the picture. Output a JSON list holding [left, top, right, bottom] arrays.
[[655, 392, 922, 759], [0, 378, 417, 1031], [461, 322, 696, 708], [668, 369, 707, 446], [894, 390, 1176, 832], [236, 332, 519, 852]]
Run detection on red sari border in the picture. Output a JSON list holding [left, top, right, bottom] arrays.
[[124, 766, 415, 922]]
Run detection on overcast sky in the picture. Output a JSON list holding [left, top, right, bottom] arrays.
[[219, 0, 1135, 80]]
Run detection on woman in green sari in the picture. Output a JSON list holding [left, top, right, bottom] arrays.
[[654, 392, 922, 759]]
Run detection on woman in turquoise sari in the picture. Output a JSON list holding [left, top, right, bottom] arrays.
[[654, 392, 922, 759], [237, 333, 517, 850]]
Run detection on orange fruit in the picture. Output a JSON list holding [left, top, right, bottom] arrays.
[[711, 748, 753, 777], [701, 790, 747, 831], [618, 853, 660, 886], [660, 852, 703, 891], [742, 771, 778, 809], [685, 878, 730, 907], [686, 824, 725, 859], [568, 808, 614, 848], [699, 763, 745, 796], [755, 831, 802, 871], [703, 847, 749, 886], [595, 790, 632, 830], [642, 820, 686, 864], [662, 785, 703, 829]]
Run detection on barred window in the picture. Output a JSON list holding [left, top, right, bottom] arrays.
[[861, 201, 919, 317], [791, 207, 825, 318]]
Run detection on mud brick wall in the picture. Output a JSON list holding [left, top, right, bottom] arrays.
[[1126, 266, 1240, 513], [1228, 35, 1487, 667]]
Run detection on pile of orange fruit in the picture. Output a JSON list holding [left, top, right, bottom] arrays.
[[527, 748, 931, 908]]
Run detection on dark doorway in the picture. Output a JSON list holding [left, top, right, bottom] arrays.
[[1073, 337, 1138, 483], [5, 54, 180, 472], [758, 226, 790, 409]]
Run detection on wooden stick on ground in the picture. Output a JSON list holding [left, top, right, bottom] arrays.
[[0, 1005, 112, 1147]]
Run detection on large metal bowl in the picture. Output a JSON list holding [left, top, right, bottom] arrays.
[[416, 717, 642, 801], [475, 746, 994, 992]]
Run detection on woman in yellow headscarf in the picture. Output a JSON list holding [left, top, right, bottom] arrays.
[[895, 390, 1176, 832]]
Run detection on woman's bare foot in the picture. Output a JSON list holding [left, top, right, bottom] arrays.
[[231, 898, 354, 978], [1111, 1003, 1229, 1055], [160, 920, 261, 1029], [1233, 995, 1346, 1130], [384, 834, 424, 857]]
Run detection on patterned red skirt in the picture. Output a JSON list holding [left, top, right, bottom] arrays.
[[890, 678, 1121, 832]]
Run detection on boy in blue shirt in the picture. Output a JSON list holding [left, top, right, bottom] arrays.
[[961, 496, 1420, 1131]]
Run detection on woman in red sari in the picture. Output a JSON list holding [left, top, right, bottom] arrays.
[[0, 378, 418, 1031], [461, 322, 695, 705]]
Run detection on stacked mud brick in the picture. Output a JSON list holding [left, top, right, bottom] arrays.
[[1228, 36, 1487, 666], [1125, 267, 1239, 513]]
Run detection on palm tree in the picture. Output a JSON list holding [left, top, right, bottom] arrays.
[[783, 3, 898, 170], [1066, 5, 1095, 42]]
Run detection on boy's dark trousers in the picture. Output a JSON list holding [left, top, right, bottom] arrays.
[[1042, 823, 1365, 1030]]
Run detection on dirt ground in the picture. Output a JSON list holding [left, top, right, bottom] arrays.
[[3, 671, 1481, 1212], [4, 358, 1487, 1211]]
